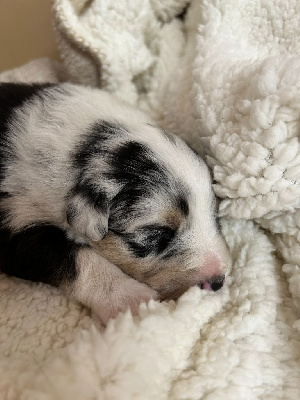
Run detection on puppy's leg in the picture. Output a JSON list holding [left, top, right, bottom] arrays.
[[65, 248, 159, 324], [0, 225, 158, 324]]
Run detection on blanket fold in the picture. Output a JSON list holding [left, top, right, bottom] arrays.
[[0, 0, 299, 398]]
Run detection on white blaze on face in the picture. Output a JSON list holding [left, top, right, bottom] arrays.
[[184, 167, 230, 282]]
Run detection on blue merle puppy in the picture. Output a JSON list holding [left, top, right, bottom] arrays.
[[0, 83, 230, 323]]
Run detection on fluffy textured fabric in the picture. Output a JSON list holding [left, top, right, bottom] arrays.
[[0, 0, 300, 397]]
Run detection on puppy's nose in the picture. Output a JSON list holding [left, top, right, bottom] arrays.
[[200, 275, 225, 292], [210, 277, 224, 291]]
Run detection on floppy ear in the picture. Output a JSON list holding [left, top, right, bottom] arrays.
[[66, 189, 109, 243]]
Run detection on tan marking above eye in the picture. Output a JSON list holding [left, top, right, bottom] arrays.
[[163, 208, 184, 230]]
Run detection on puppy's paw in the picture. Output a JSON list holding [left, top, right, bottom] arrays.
[[70, 248, 159, 325], [96, 279, 159, 325]]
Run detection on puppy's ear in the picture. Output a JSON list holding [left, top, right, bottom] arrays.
[[66, 188, 109, 242]]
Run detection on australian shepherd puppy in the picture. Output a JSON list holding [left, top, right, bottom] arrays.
[[0, 83, 230, 323]]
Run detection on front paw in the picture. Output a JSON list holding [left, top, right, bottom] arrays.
[[68, 247, 159, 325], [96, 279, 159, 325]]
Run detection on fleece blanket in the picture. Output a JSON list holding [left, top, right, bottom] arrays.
[[0, 0, 300, 398]]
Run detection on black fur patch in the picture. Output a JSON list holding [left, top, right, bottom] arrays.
[[73, 120, 127, 170], [0, 83, 51, 131], [110, 141, 165, 182], [0, 83, 52, 190], [178, 196, 189, 216], [108, 141, 170, 231], [0, 225, 82, 286], [120, 224, 176, 258]]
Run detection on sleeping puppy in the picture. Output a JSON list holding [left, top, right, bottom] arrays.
[[0, 83, 230, 323]]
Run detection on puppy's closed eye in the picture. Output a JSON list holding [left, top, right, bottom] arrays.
[[116, 225, 176, 258]]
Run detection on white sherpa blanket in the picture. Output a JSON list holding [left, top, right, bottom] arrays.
[[1, 0, 300, 398]]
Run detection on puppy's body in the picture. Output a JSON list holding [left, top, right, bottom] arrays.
[[0, 83, 230, 323]]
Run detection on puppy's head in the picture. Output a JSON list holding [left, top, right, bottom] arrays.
[[70, 120, 230, 300], [68, 122, 230, 299]]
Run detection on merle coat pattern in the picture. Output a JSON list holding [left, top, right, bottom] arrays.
[[0, 83, 230, 323]]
